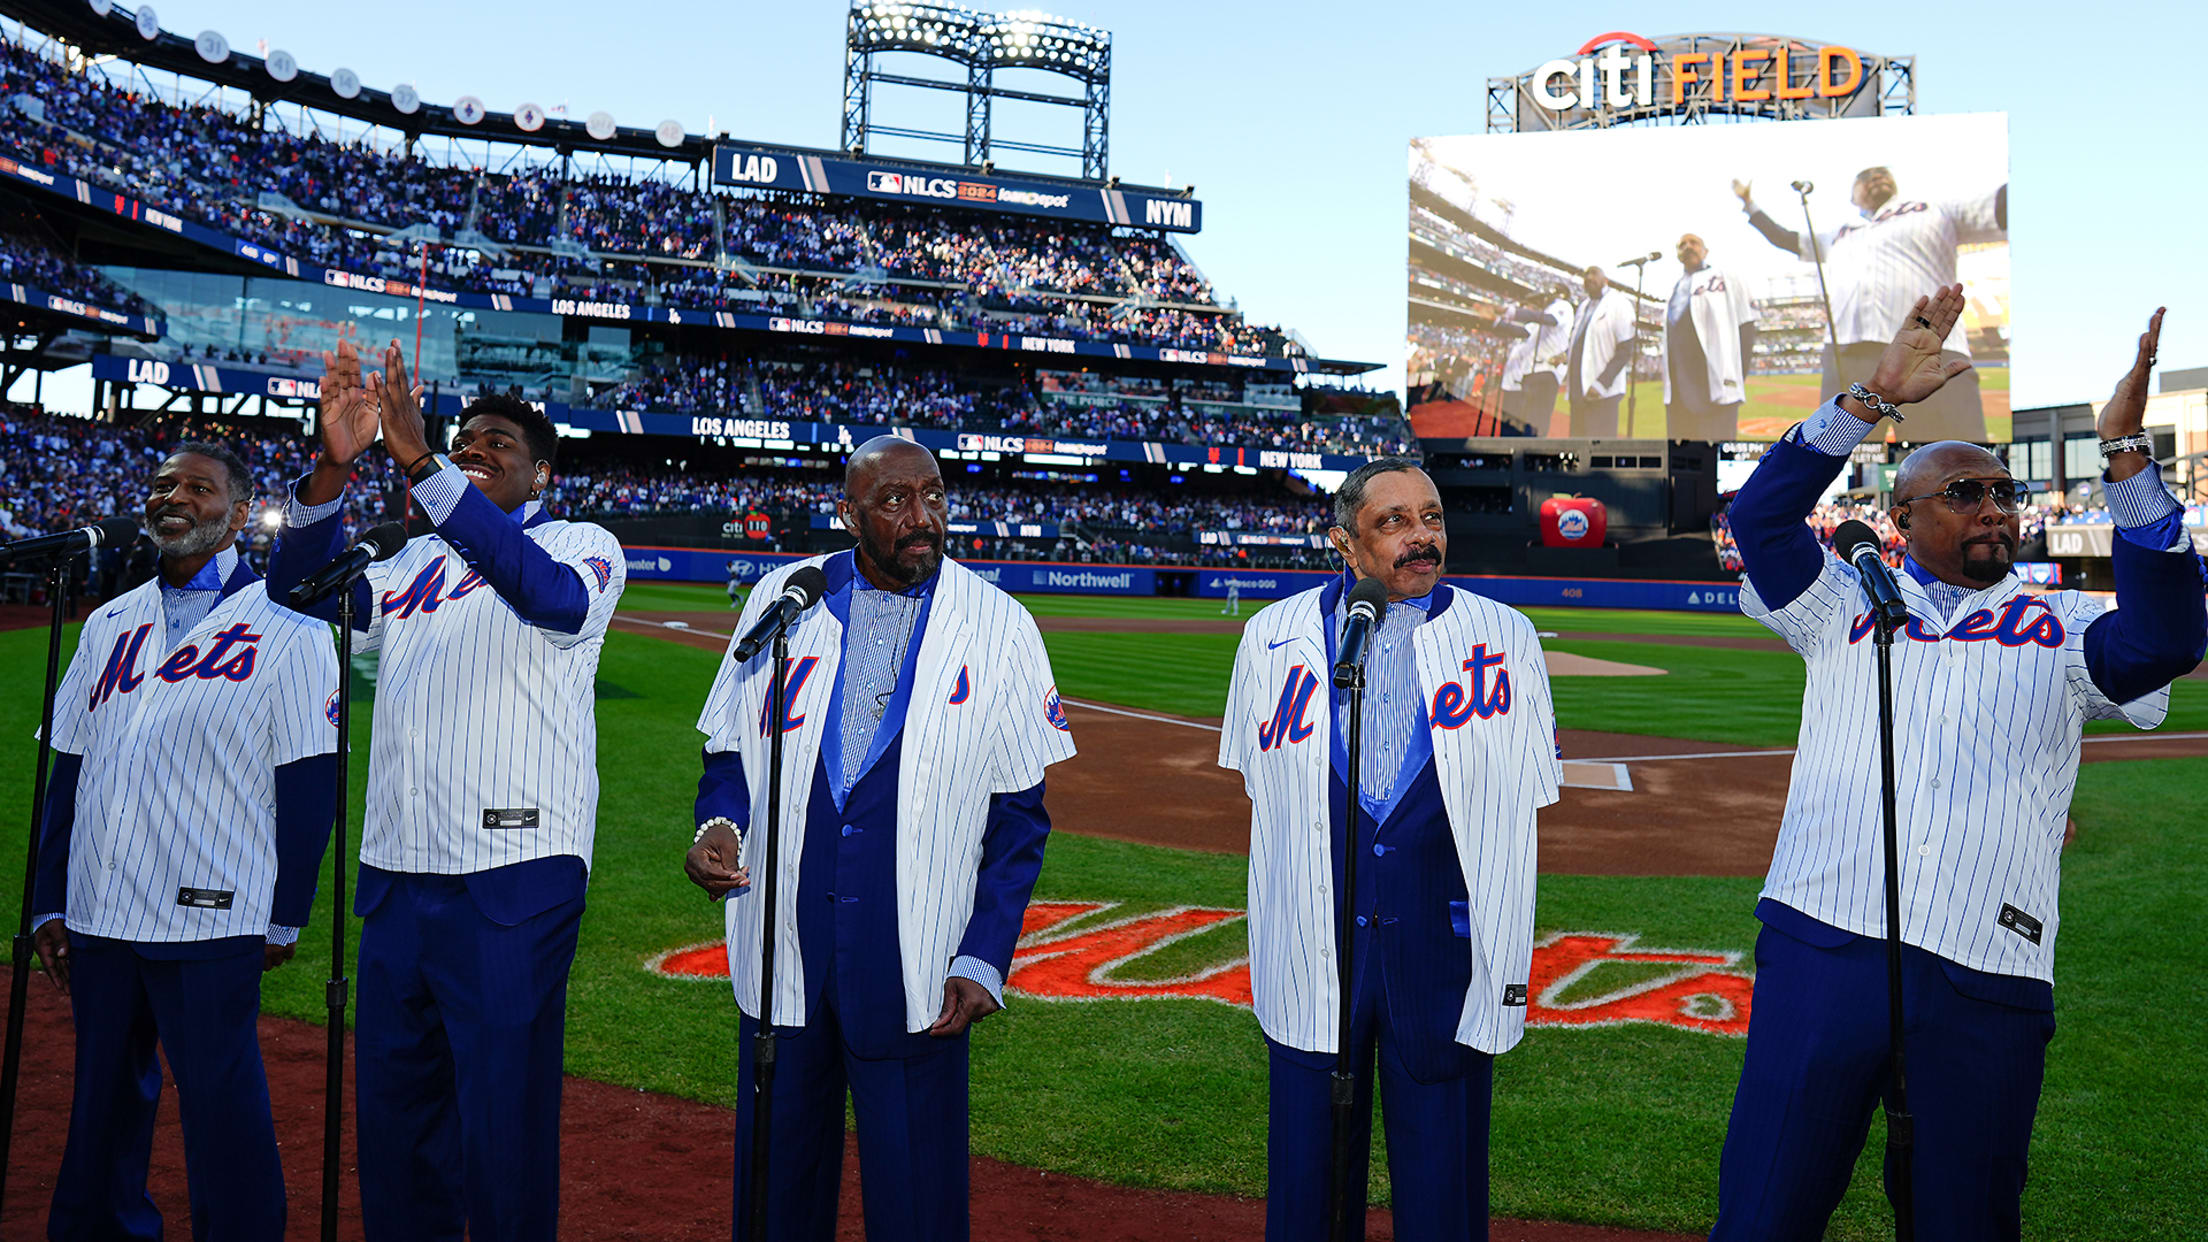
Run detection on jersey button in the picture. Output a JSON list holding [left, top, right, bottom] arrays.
[[409, 787, 421, 797], [841, 825, 859, 837], [1929, 778, 1942, 789], [1917, 844, 1932, 857]]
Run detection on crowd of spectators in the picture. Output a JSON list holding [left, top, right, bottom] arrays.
[[0, 227, 153, 315], [587, 353, 1416, 455], [0, 37, 1311, 356], [0, 405, 393, 562]]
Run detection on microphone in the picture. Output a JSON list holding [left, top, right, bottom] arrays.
[[733, 565, 829, 661], [288, 522, 409, 608], [1832, 520, 1907, 629], [1333, 576, 1389, 688], [0, 517, 139, 565], [1616, 251, 1662, 267], [1791, 179, 1815, 194]]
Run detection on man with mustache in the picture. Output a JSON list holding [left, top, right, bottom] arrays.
[[1660, 232, 1757, 442], [1219, 457, 1562, 1241], [1713, 289, 2204, 1239], [685, 435, 1074, 1241], [31, 442, 337, 1241]]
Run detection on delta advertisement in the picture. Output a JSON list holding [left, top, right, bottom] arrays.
[[1408, 112, 2011, 443], [711, 143, 1202, 233]]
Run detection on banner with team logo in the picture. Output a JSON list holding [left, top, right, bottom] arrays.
[[1408, 112, 2011, 443]]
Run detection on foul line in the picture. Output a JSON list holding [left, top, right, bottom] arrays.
[[1065, 698, 1220, 732]]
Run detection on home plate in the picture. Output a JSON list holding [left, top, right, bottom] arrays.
[[1560, 761, 1634, 792], [1545, 651, 1665, 677]]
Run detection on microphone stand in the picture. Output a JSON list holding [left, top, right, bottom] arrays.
[[1795, 185, 1840, 384], [322, 586, 357, 1242], [747, 625, 792, 1242], [1627, 262, 1649, 437], [0, 560, 72, 1215], [1325, 653, 1367, 1242], [1872, 601, 1915, 1241]]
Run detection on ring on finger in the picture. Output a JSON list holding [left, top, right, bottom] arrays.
[[1913, 316, 1932, 329]]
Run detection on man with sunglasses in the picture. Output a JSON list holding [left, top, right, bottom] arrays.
[[1711, 286, 2204, 1241]]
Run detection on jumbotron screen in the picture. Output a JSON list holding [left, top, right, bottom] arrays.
[[1407, 112, 2011, 442]]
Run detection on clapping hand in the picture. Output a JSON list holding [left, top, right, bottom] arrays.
[[317, 339, 381, 466], [366, 340, 431, 469]]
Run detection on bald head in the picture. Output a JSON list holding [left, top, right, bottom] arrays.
[[844, 435, 938, 493], [1892, 441, 2005, 501], [1676, 233, 1707, 271]]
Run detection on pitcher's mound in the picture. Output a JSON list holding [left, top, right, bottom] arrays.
[[1546, 651, 1665, 677]]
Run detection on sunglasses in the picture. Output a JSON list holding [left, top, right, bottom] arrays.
[[1895, 479, 2031, 515]]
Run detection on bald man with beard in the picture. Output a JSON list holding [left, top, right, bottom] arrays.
[[1712, 290, 2204, 1240], [1661, 233, 1757, 441], [686, 436, 1076, 1242]]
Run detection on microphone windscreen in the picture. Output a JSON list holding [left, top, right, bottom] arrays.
[[784, 564, 829, 608], [1345, 575, 1389, 618], [360, 521, 411, 560], [95, 517, 143, 548], [1832, 519, 1881, 563]]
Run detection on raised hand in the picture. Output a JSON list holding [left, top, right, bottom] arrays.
[[317, 338, 382, 466], [1867, 284, 1973, 406], [1731, 178, 1753, 207], [2099, 308, 2165, 482], [2099, 308, 2165, 441], [365, 339, 431, 469]]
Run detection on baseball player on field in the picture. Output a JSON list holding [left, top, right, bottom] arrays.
[[1714, 289, 2203, 1240], [1219, 456, 1562, 1242], [1660, 233, 1758, 441], [684, 435, 1074, 1242], [1733, 167, 2006, 440], [1565, 266, 1637, 436], [31, 441, 337, 1242], [267, 339, 626, 1242]]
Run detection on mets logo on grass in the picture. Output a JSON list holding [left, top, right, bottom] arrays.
[[647, 901, 1754, 1037]]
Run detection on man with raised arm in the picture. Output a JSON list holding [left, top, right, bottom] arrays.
[[267, 339, 626, 1242], [1712, 289, 2203, 1240]]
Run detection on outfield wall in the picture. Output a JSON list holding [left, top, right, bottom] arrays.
[[624, 546, 1745, 612]]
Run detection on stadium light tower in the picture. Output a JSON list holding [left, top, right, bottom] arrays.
[[842, 1, 1112, 181]]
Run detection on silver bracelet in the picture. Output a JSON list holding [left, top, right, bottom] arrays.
[[2098, 432, 2154, 462], [693, 816, 739, 846], [1847, 382, 1905, 422]]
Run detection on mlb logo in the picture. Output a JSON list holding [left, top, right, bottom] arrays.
[[866, 171, 902, 193]]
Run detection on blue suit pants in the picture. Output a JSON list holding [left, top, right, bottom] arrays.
[[1711, 912, 2055, 1242], [353, 871, 584, 1242], [1264, 945, 1493, 1242], [49, 933, 283, 1242], [730, 1000, 970, 1242]]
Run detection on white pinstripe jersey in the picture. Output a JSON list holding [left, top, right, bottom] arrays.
[[1743, 555, 2164, 983], [697, 555, 1076, 1031], [1802, 192, 2003, 352], [1219, 583, 1562, 1055], [354, 519, 626, 874], [47, 576, 337, 941]]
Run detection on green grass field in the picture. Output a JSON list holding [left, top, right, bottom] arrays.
[[3, 584, 2201, 1239], [1615, 367, 2014, 442]]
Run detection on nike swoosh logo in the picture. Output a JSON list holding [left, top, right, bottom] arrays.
[[104, 608, 126, 618], [1267, 638, 1298, 650]]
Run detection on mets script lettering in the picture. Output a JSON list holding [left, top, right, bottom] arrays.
[[1848, 597, 2064, 648], [1431, 645, 1512, 728], [1257, 664, 1320, 752]]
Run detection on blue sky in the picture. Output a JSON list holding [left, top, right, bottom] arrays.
[[39, 0, 2208, 408]]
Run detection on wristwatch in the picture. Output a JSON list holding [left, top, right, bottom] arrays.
[[406, 451, 451, 485], [1846, 383, 1905, 422], [2098, 432, 2154, 463]]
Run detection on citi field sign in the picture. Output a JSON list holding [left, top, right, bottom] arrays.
[[1497, 33, 1903, 131], [1532, 32, 1867, 111]]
